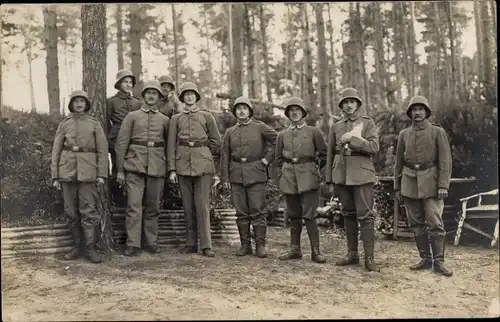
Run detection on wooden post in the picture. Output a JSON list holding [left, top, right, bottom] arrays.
[[393, 196, 400, 240]]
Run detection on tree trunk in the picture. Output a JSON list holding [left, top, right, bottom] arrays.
[[129, 4, 143, 98], [81, 4, 113, 253], [26, 39, 36, 113], [314, 3, 330, 133], [433, 2, 443, 105], [445, 1, 458, 101], [228, 4, 233, 93], [171, 4, 180, 90], [116, 4, 124, 70], [481, 1, 495, 103], [473, 0, 483, 101], [244, 4, 255, 98], [356, 3, 370, 115], [43, 6, 61, 116], [327, 3, 337, 114], [302, 4, 314, 112], [231, 4, 244, 100], [202, 7, 213, 110], [409, 2, 417, 98], [490, 0, 497, 33], [391, 2, 402, 103], [252, 12, 262, 101], [373, 2, 387, 109], [259, 4, 271, 103]]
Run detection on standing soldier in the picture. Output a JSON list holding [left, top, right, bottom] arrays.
[[220, 96, 277, 258], [106, 69, 142, 207], [114, 80, 170, 257], [276, 97, 327, 264], [51, 90, 108, 263], [158, 75, 181, 118], [167, 82, 222, 257], [325, 87, 380, 272], [394, 95, 453, 277]]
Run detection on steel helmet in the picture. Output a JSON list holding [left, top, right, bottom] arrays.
[[158, 75, 175, 89], [178, 82, 201, 103], [232, 96, 254, 118], [114, 69, 136, 90], [141, 80, 163, 98], [284, 96, 307, 119], [338, 87, 362, 108], [68, 90, 91, 113], [407, 95, 431, 119]]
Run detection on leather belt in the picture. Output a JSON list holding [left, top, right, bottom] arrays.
[[178, 139, 209, 147], [64, 145, 96, 153], [283, 156, 315, 164], [335, 150, 369, 157], [130, 140, 165, 147], [404, 161, 435, 171], [231, 156, 261, 163]]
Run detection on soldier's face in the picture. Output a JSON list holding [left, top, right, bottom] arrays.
[[341, 98, 359, 116], [288, 106, 304, 122], [235, 104, 251, 120], [410, 104, 427, 121], [119, 77, 134, 93], [161, 83, 174, 96], [72, 97, 87, 113], [144, 89, 160, 105], [183, 91, 197, 105]]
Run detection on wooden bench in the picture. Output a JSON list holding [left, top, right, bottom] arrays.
[[454, 189, 499, 247]]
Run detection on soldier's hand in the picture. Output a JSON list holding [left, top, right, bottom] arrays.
[[437, 188, 448, 200], [169, 171, 178, 184], [339, 132, 353, 145], [261, 158, 269, 166], [328, 183, 335, 193], [223, 182, 231, 190], [395, 190, 403, 203], [117, 172, 126, 186], [96, 177, 105, 185], [52, 180, 61, 191]]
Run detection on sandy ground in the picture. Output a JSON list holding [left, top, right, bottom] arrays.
[[2, 227, 499, 321]]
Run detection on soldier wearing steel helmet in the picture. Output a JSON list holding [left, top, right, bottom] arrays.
[[51, 90, 108, 263], [276, 96, 328, 264], [157, 75, 181, 118], [167, 82, 222, 257], [106, 69, 142, 207], [220, 96, 278, 258], [394, 95, 453, 277], [326, 87, 380, 272], [114, 80, 170, 257]]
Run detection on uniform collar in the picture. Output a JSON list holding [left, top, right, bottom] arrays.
[[116, 91, 132, 99], [290, 121, 306, 129], [182, 106, 200, 114], [412, 119, 430, 131], [237, 118, 252, 126], [71, 112, 87, 118], [342, 107, 363, 122], [141, 105, 158, 113]]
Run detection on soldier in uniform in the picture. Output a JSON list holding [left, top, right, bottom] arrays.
[[157, 75, 181, 118], [325, 87, 380, 272], [115, 80, 170, 257], [167, 82, 222, 257], [276, 97, 327, 264], [106, 69, 142, 208], [394, 95, 453, 277], [51, 90, 108, 263], [220, 96, 277, 258]]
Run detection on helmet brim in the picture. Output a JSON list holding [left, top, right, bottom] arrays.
[[179, 89, 201, 103], [68, 96, 91, 113], [114, 75, 137, 90]]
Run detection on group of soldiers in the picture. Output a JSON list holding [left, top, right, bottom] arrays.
[[51, 68, 453, 277]]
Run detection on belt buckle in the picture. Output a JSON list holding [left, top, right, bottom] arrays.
[[241, 157, 247, 163], [147, 142, 154, 147], [414, 164, 420, 170], [188, 141, 195, 147], [72, 146, 79, 152], [292, 157, 298, 164]]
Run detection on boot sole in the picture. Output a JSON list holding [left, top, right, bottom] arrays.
[[335, 261, 359, 266], [433, 269, 453, 277]]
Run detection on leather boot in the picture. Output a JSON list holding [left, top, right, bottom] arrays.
[[124, 246, 140, 256], [64, 225, 82, 260], [180, 245, 198, 254], [84, 225, 103, 263], [279, 219, 303, 260], [336, 215, 360, 266], [360, 220, 380, 272], [430, 235, 453, 277], [254, 226, 268, 258], [409, 233, 433, 270], [236, 221, 253, 256], [305, 219, 326, 263]]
